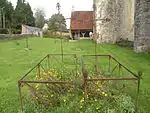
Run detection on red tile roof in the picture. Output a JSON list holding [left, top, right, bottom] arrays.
[[70, 11, 93, 30]]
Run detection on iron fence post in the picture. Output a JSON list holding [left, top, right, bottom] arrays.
[[38, 64, 41, 77], [47, 54, 50, 70], [108, 55, 111, 72], [18, 81, 23, 112], [135, 77, 140, 113], [119, 64, 121, 76]]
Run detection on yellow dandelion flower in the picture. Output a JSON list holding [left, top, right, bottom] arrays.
[[48, 71, 51, 74], [68, 90, 71, 93], [35, 84, 39, 89], [97, 89, 100, 91], [80, 98, 84, 103], [102, 92, 105, 95], [86, 95, 89, 98], [104, 94, 108, 97], [63, 99, 66, 102], [43, 72, 46, 75], [53, 74, 56, 77]]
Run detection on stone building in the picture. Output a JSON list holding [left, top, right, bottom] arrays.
[[134, 0, 150, 52], [21, 24, 43, 37], [94, 0, 150, 52]]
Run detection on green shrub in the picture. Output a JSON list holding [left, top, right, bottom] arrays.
[[0, 34, 10, 40], [0, 28, 8, 34], [116, 39, 133, 49]]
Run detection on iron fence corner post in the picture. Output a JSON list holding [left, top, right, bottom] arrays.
[[83, 71, 88, 111], [119, 63, 121, 76], [108, 55, 111, 72], [75, 54, 78, 77], [47, 54, 50, 70], [135, 77, 141, 113], [18, 80, 23, 112], [38, 63, 41, 77]]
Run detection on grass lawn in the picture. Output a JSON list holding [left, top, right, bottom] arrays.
[[0, 37, 150, 113]]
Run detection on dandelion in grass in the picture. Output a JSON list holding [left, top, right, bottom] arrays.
[[86, 95, 89, 98], [80, 106, 83, 108], [102, 92, 105, 95], [95, 99, 97, 101], [80, 98, 84, 103], [104, 93, 108, 97], [97, 88, 100, 91], [43, 72, 47, 75], [35, 84, 39, 89], [63, 99, 66, 102]]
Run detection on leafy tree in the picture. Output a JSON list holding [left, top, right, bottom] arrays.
[[48, 14, 67, 32], [15, 0, 35, 33], [0, 0, 15, 33], [48, 2, 67, 32], [24, 3, 35, 26], [5, 1, 15, 33], [35, 8, 45, 28]]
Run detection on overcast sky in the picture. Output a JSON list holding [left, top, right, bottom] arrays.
[[8, 0, 93, 28]]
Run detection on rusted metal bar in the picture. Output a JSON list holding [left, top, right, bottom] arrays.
[[38, 64, 41, 77], [81, 56, 85, 76], [82, 54, 111, 57], [75, 55, 78, 77], [47, 54, 50, 70], [111, 57, 138, 78], [119, 64, 121, 76], [19, 55, 47, 80], [83, 71, 88, 108], [60, 34, 64, 62], [40, 64, 47, 73], [94, 39, 98, 73], [111, 64, 118, 73], [19, 80, 75, 85], [108, 55, 111, 72], [135, 78, 140, 113], [48, 54, 77, 56], [18, 81, 23, 112], [86, 77, 138, 81]]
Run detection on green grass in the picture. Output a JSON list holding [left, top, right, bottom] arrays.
[[0, 37, 150, 113]]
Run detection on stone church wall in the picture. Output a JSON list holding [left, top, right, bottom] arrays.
[[95, 0, 134, 43], [134, 0, 150, 52]]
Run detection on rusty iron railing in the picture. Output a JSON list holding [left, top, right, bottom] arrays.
[[18, 54, 140, 113], [82, 55, 140, 113], [18, 54, 79, 112]]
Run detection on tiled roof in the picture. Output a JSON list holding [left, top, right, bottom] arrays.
[[70, 11, 93, 30], [23, 24, 42, 31]]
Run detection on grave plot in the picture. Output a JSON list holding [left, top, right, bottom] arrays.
[[18, 54, 140, 113]]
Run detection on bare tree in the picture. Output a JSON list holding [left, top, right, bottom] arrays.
[[56, 2, 61, 14]]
